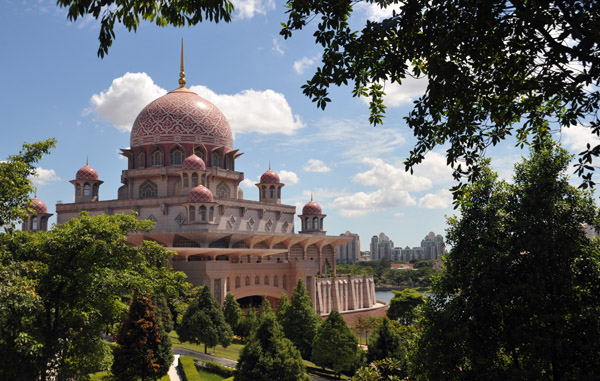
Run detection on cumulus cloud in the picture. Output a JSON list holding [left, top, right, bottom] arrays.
[[29, 167, 61, 186], [86, 72, 166, 132], [560, 124, 600, 153], [359, 77, 428, 108], [232, 0, 275, 19], [88, 73, 304, 135], [412, 151, 454, 185], [418, 189, 453, 209], [240, 178, 256, 188], [190, 85, 305, 135], [279, 170, 299, 185], [293, 54, 320, 75], [330, 157, 433, 216], [304, 159, 331, 173]]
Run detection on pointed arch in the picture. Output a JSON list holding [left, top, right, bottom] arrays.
[[139, 180, 158, 199], [217, 182, 230, 199], [169, 145, 185, 166]]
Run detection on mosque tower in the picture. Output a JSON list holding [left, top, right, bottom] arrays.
[[22, 195, 53, 231], [298, 194, 326, 235]]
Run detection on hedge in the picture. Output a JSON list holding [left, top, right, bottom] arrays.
[[194, 359, 235, 378], [178, 356, 201, 381]]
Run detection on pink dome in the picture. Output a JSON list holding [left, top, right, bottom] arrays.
[[76, 165, 98, 180], [182, 154, 206, 170], [130, 89, 233, 149], [260, 169, 280, 184], [302, 200, 322, 215], [31, 197, 47, 214], [188, 185, 213, 203]]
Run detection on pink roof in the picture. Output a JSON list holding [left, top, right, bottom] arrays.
[[130, 90, 233, 149], [302, 200, 322, 215], [260, 169, 280, 184], [76, 165, 98, 180], [182, 154, 206, 170], [31, 197, 47, 214], [188, 185, 213, 203]]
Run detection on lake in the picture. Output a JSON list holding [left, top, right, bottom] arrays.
[[375, 290, 395, 304]]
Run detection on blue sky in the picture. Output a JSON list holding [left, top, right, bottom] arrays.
[[2, 0, 597, 250]]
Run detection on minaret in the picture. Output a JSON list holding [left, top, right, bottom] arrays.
[[299, 193, 326, 235], [22, 194, 53, 231], [71, 158, 103, 203], [256, 162, 284, 204]]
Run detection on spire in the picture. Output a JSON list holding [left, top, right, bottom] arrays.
[[178, 38, 186, 88], [269, 160, 271, 170], [86, 155, 88, 166], [311, 192, 314, 202]]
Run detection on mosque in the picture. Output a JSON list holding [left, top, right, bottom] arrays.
[[24, 48, 386, 320]]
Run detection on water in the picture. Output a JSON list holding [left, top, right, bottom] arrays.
[[375, 290, 395, 304]]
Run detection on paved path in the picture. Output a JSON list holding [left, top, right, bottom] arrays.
[[167, 354, 181, 381]]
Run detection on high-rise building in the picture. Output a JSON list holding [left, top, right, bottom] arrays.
[[370, 232, 394, 260], [336, 231, 360, 262], [420, 231, 446, 260]]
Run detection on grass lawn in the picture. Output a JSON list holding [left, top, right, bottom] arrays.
[[196, 368, 230, 381], [169, 331, 244, 361], [89, 371, 169, 380]]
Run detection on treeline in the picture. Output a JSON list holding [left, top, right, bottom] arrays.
[[337, 259, 442, 289]]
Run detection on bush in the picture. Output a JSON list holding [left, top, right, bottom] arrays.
[[195, 359, 234, 378], [178, 356, 202, 381]]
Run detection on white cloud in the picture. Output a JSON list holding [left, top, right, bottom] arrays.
[[279, 170, 299, 185], [272, 38, 285, 55], [304, 159, 331, 173], [331, 189, 416, 217], [88, 73, 304, 135], [30, 167, 61, 186], [293, 54, 320, 75], [240, 178, 256, 188], [86, 72, 166, 132], [560, 124, 600, 153], [412, 151, 454, 185], [418, 189, 453, 209], [353, 157, 431, 192], [190, 85, 305, 135], [359, 77, 428, 107], [232, 0, 275, 19], [355, 2, 402, 22]]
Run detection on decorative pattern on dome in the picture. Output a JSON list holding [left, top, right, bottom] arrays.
[[302, 200, 322, 215], [31, 198, 47, 214], [76, 165, 99, 180], [130, 91, 233, 149], [188, 185, 214, 203], [182, 154, 206, 170], [260, 169, 280, 184]]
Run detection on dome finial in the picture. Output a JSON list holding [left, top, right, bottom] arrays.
[[311, 192, 314, 201], [178, 38, 186, 88], [86, 155, 88, 166], [269, 160, 271, 170]]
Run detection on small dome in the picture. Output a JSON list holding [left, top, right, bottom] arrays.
[[182, 154, 206, 170], [260, 169, 280, 184], [31, 197, 47, 214], [188, 185, 213, 203], [302, 200, 322, 215], [76, 165, 98, 180]]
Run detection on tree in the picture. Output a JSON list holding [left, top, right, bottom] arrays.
[[223, 292, 243, 337], [387, 288, 424, 324], [352, 358, 406, 381], [0, 139, 55, 230], [311, 310, 361, 376], [351, 315, 378, 346], [413, 145, 600, 380], [279, 279, 320, 359], [235, 297, 309, 381], [367, 318, 403, 363], [0, 212, 186, 380], [176, 285, 233, 353], [56, 0, 234, 58], [281, 1, 600, 187], [276, 292, 290, 322], [112, 292, 173, 380]]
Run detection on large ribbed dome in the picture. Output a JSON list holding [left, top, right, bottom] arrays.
[[130, 88, 233, 149]]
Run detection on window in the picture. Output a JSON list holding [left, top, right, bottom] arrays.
[[211, 151, 221, 168], [183, 174, 189, 187], [313, 217, 319, 230], [137, 151, 146, 168], [194, 147, 206, 161], [199, 205, 207, 221], [274, 275, 278, 287], [217, 182, 230, 198], [151, 149, 164, 166], [189, 206, 195, 222], [40, 216, 47, 231], [139, 180, 158, 199], [277, 187, 281, 198], [283, 275, 287, 290], [225, 155, 233, 170], [269, 185, 276, 198], [235, 276, 240, 288], [83, 183, 91, 196], [31, 216, 38, 231], [305, 218, 310, 230], [264, 276, 269, 285], [262, 186, 267, 199], [245, 276, 250, 286], [92, 184, 99, 197], [201, 174, 206, 186], [170, 147, 184, 166], [76, 183, 81, 196], [209, 207, 214, 222], [255, 276, 260, 285], [191, 173, 199, 187]]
